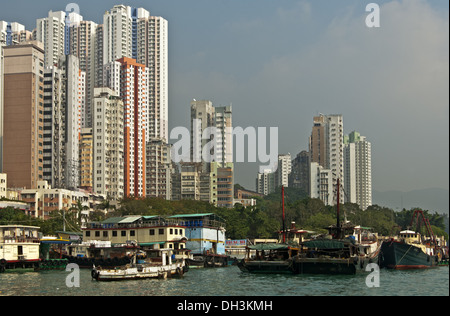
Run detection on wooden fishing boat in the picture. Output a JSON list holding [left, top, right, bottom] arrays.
[[91, 249, 189, 281]]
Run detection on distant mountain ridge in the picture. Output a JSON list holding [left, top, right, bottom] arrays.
[[373, 188, 449, 214]]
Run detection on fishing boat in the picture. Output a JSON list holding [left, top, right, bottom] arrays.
[[91, 248, 189, 281], [238, 186, 301, 274], [294, 179, 381, 275], [380, 210, 439, 270], [237, 243, 299, 274]]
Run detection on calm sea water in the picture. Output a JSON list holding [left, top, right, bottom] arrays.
[[0, 266, 448, 297]]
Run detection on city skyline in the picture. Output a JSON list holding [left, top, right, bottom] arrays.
[[1, 0, 448, 194]]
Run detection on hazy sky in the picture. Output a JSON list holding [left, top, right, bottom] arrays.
[[2, 0, 448, 192]]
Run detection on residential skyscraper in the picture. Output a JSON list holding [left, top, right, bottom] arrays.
[[119, 57, 148, 197], [137, 16, 169, 142], [92, 87, 124, 200], [310, 162, 334, 206], [276, 153, 292, 188], [309, 114, 344, 205], [344, 131, 372, 210], [42, 55, 84, 190], [190, 100, 233, 167], [145, 138, 173, 200], [69, 20, 98, 128], [289, 151, 310, 195], [0, 39, 4, 171], [2, 42, 45, 189], [79, 128, 93, 192], [256, 169, 276, 195], [103, 5, 150, 65], [35, 11, 83, 68]]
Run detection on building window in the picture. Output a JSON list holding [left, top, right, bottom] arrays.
[[103, 231, 108, 238], [112, 231, 117, 237], [158, 228, 164, 235], [149, 229, 155, 236], [130, 230, 135, 237], [121, 231, 126, 237], [95, 231, 100, 237]]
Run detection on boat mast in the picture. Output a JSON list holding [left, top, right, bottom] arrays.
[[336, 178, 341, 239], [282, 186, 286, 243]]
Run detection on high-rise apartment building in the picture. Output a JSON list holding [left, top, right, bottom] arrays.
[[79, 128, 93, 192], [103, 5, 150, 65], [310, 162, 335, 206], [1, 21, 33, 45], [92, 88, 124, 200], [119, 57, 148, 197], [256, 169, 276, 196], [0, 39, 4, 171], [137, 16, 169, 142], [277, 154, 292, 188], [2, 42, 45, 189], [35, 11, 70, 68], [289, 151, 310, 195], [190, 100, 233, 167], [344, 131, 372, 210], [42, 55, 83, 190], [145, 139, 172, 200], [309, 114, 344, 205], [103, 57, 149, 197], [69, 20, 99, 128]]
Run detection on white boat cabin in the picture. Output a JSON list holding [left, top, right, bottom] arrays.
[[0, 225, 41, 263]]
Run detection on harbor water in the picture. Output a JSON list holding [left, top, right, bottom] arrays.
[[1, 266, 448, 296]]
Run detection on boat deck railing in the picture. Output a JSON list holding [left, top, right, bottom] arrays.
[[1, 236, 41, 244]]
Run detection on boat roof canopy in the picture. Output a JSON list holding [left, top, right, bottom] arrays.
[[247, 244, 290, 251], [303, 239, 346, 249]]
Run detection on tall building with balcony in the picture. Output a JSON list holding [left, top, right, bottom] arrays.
[[92, 87, 124, 201], [309, 114, 344, 205], [79, 128, 93, 192], [145, 138, 173, 200], [41, 55, 83, 190], [2, 42, 45, 189], [276, 153, 292, 188], [103, 57, 149, 198], [256, 169, 276, 196], [69, 20, 99, 129], [289, 151, 310, 195], [344, 131, 372, 210], [0, 39, 4, 171], [137, 16, 169, 142]]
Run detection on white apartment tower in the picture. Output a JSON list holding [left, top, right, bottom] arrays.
[[92, 88, 124, 200], [309, 114, 344, 205], [277, 154, 292, 188], [35, 11, 83, 68], [190, 100, 233, 167], [137, 16, 169, 142], [42, 55, 84, 190], [344, 131, 372, 210], [0, 40, 4, 171], [103, 5, 150, 65], [69, 20, 99, 128], [310, 162, 335, 206]]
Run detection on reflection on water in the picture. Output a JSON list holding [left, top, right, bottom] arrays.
[[1, 266, 448, 296]]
